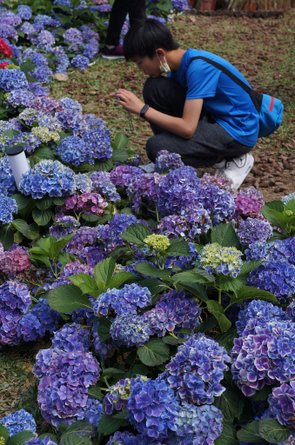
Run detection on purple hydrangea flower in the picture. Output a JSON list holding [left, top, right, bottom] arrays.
[[96, 213, 138, 253], [17, 313, 44, 342], [49, 216, 80, 238], [237, 217, 273, 245], [0, 409, 36, 436], [234, 187, 264, 218], [91, 171, 120, 202], [31, 298, 60, 333], [63, 27, 84, 52], [110, 165, 143, 189], [195, 183, 235, 225], [63, 192, 108, 216], [104, 377, 147, 415], [231, 321, 295, 396], [52, 323, 90, 352], [128, 172, 160, 212], [286, 301, 295, 321], [65, 227, 99, 257], [158, 207, 211, 240], [268, 381, 295, 428], [165, 334, 230, 404], [155, 150, 184, 173]]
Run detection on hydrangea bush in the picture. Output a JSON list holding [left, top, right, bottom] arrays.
[[0, 6, 294, 444]]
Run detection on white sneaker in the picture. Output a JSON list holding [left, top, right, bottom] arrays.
[[139, 162, 155, 173], [215, 153, 254, 190]]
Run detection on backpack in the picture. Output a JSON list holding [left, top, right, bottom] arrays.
[[188, 56, 284, 138]]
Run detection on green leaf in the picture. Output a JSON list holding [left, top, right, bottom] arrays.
[[0, 424, 9, 441], [218, 328, 237, 352], [172, 269, 214, 285], [112, 132, 129, 149], [94, 257, 116, 291], [238, 260, 262, 278], [214, 422, 239, 445], [285, 198, 295, 213], [217, 276, 244, 295], [60, 433, 92, 445], [12, 193, 31, 211], [135, 262, 171, 279], [97, 318, 112, 342], [165, 238, 190, 256], [62, 421, 93, 437], [211, 223, 239, 247], [98, 414, 128, 436], [111, 148, 129, 163], [0, 225, 14, 249], [34, 198, 53, 210], [108, 271, 134, 289], [11, 219, 39, 240], [68, 273, 98, 297], [47, 285, 92, 313], [215, 387, 244, 421], [237, 421, 266, 443], [138, 278, 166, 296], [229, 285, 278, 307], [137, 339, 170, 366], [162, 335, 182, 345], [32, 209, 53, 226], [7, 431, 35, 445], [34, 146, 55, 160], [206, 300, 232, 332], [88, 385, 104, 401], [102, 367, 126, 379], [258, 418, 291, 443], [250, 386, 272, 402], [121, 223, 151, 245], [263, 199, 284, 213]]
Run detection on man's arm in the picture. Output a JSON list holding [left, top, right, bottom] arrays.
[[115, 88, 203, 139]]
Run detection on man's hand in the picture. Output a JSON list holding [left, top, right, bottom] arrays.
[[115, 89, 145, 115]]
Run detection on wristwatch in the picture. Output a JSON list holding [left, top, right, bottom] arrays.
[[139, 104, 150, 119]]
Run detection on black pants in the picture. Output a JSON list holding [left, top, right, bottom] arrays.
[[106, 0, 146, 46], [143, 76, 253, 168]]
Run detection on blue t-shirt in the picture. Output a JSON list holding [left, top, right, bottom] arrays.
[[169, 49, 259, 146]]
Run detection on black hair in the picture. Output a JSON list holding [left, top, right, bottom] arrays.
[[123, 19, 179, 60]]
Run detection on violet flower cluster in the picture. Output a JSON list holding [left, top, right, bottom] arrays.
[[165, 334, 230, 404], [34, 323, 102, 427], [231, 320, 295, 396], [268, 381, 295, 428], [91, 171, 121, 202], [0, 245, 30, 276], [110, 164, 143, 189], [234, 187, 264, 218], [63, 192, 108, 217], [237, 217, 273, 245], [96, 213, 138, 253], [110, 314, 152, 347], [155, 149, 184, 173]]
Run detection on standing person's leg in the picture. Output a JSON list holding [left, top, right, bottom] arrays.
[[127, 0, 146, 27], [105, 0, 128, 46]]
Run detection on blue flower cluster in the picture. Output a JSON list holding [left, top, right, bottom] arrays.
[[248, 260, 295, 302], [92, 283, 151, 317], [26, 437, 58, 445], [165, 334, 230, 404], [104, 377, 147, 415], [0, 409, 36, 436], [127, 377, 223, 443], [0, 194, 18, 223], [110, 314, 152, 347], [34, 324, 101, 427], [231, 320, 295, 396], [128, 173, 160, 213], [49, 216, 80, 238], [19, 160, 76, 199], [158, 207, 212, 240], [236, 299, 287, 336], [0, 69, 29, 91], [0, 156, 16, 195], [71, 54, 90, 69], [195, 183, 235, 225], [52, 322, 90, 352], [155, 149, 184, 173]]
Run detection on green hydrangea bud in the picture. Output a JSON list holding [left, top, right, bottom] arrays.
[[144, 234, 170, 251]]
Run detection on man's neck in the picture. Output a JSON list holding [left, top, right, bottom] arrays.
[[166, 48, 186, 71]]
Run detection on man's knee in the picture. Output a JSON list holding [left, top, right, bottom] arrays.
[[146, 135, 161, 162]]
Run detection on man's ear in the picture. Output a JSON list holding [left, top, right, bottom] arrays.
[[155, 48, 166, 57]]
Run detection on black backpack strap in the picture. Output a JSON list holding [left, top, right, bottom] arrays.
[[188, 56, 262, 111]]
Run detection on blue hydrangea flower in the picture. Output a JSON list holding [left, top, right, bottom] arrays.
[[19, 160, 76, 199], [286, 300, 295, 321], [237, 217, 273, 245], [92, 283, 151, 317], [195, 183, 235, 225], [91, 171, 120, 202], [17, 313, 44, 342], [17, 5, 32, 20], [268, 381, 295, 428], [31, 298, 60, 333], [158, 207, 211, 240], [104, 377, 147, 415], [165, 334, 230, 404], [97, 213, 138, 253], [0, 194, 17, 223], [248, 260, 295, 302], [49, 216, 80, 239], [71, 55, 90, 70], [110, 314, 152, 348], [26, 436, 58, 445], [0, 69, 29, 92], [74, 173, 92, 193], [127, 378, 179, 439], [0, 409, 36, 436], [236, 299, 287, 336], [281, 192, 295, 205]]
